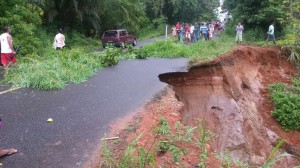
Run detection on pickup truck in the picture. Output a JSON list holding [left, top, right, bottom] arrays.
[[101, 29, 137, 48]]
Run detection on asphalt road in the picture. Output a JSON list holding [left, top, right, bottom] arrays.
[[0, 36, 188, 168]]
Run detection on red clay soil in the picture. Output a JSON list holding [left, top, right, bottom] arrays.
[[95, 46, 300, 168]]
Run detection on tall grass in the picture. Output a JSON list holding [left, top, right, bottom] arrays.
[[2, 48, 121, 90], [136, 34, 235, 62]]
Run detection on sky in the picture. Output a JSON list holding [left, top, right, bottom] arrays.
[[217, 0, 227, 21]]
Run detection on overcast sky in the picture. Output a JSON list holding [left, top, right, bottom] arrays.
[[217, 0, 227, 21]]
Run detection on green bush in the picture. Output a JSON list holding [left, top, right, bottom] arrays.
[[137, 16, 166, 40], [243, 28, 265, 42], [224, 20, 236, 36], [101, 48, 121, 66], [269, 78, 300, 131], [67, 31, 101, 49], [0, 3, 43, 55]]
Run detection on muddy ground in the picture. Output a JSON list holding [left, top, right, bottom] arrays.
[[95, 46, 300, 168]]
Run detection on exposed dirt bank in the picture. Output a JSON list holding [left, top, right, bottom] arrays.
[[159, 46, 300, 166], [96, 46, 300, 168]]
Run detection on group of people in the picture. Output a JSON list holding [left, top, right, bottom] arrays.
[[0, 26, 65, 70], [172, 21, 224, 43], [235, 22, 276, 45]]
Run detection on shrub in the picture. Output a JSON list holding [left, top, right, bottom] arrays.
[[243, 28, 265, 42], [0, 3, 43, 55], [269, 78, 300, 131], [100, 48, 121, 67]]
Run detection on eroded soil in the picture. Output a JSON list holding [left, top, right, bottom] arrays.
[[96, 46, 300, 168]]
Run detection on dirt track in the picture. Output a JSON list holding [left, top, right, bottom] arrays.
[[106, 46, 300, 167]]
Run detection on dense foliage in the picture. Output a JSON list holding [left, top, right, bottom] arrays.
[[223, 0, 300, 54], [145, 0, 219, 23], [0, 0, 42, 54], [27, 0, 220, 35], [269, 79, 300, 131], [223, 0, 286, 30]]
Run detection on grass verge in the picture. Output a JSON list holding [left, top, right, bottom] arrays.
[[135, 34, 235, 62], [1, 48, 122, 90]]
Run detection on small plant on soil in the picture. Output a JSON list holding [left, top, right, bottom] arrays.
[[195, 118, 214, 168], [101, 48, 121, 67], [155, 117, 190, 163], [173, 121, 197, 143], [261, 139, 299, 168], [155, 117, 171, 135], [99, 133, 156, 168], [99, 116, 216, 167], [215, 151, 233, 168], [269, 78, 300, 131]]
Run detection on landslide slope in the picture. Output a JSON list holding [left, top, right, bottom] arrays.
[[159, 46, 300, 166]]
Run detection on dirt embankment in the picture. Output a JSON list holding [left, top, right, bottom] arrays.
[[159, 46, 300, 166]]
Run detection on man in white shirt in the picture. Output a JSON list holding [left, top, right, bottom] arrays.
[[266, 22, 276, 45], [53, 28, 65, 50], [0, 26, 16, 69]]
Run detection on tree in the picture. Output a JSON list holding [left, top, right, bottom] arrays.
[[99, 0, 148, 33], [0, 0, 42, 54], [146, 0, 219, 24], [222, 0, 286, 30], [31, 0, 102, 33]]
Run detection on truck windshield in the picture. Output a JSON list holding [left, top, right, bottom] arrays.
[[104, 31, 118, 37]]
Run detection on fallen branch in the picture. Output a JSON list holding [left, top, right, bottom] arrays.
[[101, 137, 119, 141], [0, 87, 21, 95]]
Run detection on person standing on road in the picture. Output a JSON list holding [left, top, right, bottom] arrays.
[[0, 26, 16, 70], [176, 22, 181, 41], [200, 23, 208, 41], [209, 23, 214, 40], [53, 28, 65, 50], [179, 23, 185, 43], [194, 22, 200, 42], [172, 26, 177, 37], [266, 22, 276, 45], [236, 22, 244, 45], [190, 24, 194, 42], [185, 24, 191, 44]]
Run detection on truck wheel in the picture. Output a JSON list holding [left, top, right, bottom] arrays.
[[132, 39, 137, 46]]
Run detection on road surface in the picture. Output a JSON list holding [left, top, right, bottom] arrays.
[[0, 36, 188, 167]]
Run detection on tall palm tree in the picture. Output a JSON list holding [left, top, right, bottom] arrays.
[[30, 0, 102, 31]]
